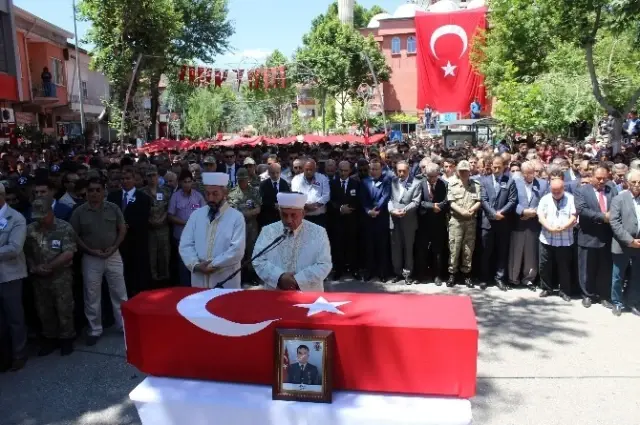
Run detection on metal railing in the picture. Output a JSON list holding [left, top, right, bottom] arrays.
[[32, 82, 57, 98]]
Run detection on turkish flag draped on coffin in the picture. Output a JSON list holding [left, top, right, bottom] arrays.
[[415, 8, 487, 115], [123, 288, 478, 398]]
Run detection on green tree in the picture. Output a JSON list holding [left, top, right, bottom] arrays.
[[184, 85, 243, 138], [310, 2, 386, 30]]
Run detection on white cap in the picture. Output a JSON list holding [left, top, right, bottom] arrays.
[[202, 172, 229, 187], [277, 192, 307, 209]]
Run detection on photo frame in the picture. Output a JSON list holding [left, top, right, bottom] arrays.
[[273, 329, 334, 403]]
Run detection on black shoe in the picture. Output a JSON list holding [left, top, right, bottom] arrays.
[[539, 290, 551, 298], [612, 304, 623, 317], [446, 275, 456, 287], [524, 281, 537, 292], [390, 276, 403, 284], [560, 292, 571, 302], [352, 272, 362, 281], [85, 334, 100, 347], [60, 339, 74, 356], [332, 271, 343, 281], [361, 273, 371, 282], [464, 277, 474, 288], [478, 281, 488, 290], [404, 278, 413, 286], [631, 307, 640, 317], [582, 297, 592, 308], [601, 300, 614, 310], [38, 338, 58, 357], [10, 357, 27, 372], [496, 280, 508, 292], [434, 276, 443, 286]]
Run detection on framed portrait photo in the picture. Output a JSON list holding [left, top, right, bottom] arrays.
[[273, 329, 334, 403]]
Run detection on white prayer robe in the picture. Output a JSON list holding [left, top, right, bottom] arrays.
[[252, 220, 332, 292], [179, 203, 246, 289]]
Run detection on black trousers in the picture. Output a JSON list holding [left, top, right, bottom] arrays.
[[577, 245, 612, 301], [539, 243, 573, 295], [305, 213, 327, 228], [415, 219, 447, 278], [332, 216, 359, 273], [364, 215, 390, 279], [481, 227, 510, 282]]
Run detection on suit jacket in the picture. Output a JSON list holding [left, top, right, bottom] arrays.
[[514, 178, 548, 231], [330, 177, 361, 217], [388, 176, 422, 227], [480, 174, 518, 230], [285, 362, 322, 386], [0, 206, 28, 283], [418, 176, 449, 220], [258, 178, 290, 227], [106, 189, 152, 256], [609, 190, 640, 255], [359, 175, 391, 216], [574, 183, 617, 248]]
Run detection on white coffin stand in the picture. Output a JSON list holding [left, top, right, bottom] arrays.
[[130, 377, 472, 425]]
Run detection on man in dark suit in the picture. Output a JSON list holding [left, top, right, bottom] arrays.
[[106, 168, 151, 297], [479, 156, 518, 290], [416, 161, 449, 285], [360, 159, 391, 282], [508, 162, 548, 290], [575, 165, 618, 308], [329, 161, 361, 280], [609, 169, 640, 317], [218, 148, 240, 188], [285, 344, 321, 385], [258, 163, 290, 228]]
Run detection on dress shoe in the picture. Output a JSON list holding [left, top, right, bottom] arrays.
[[446, 275, 456, 287], [390, 276, 403, 284], [631, 307, 640, 317], [582, 297, 592, 308], [9, 357, 27, 372], [464, 277, 474, 288], [38, 338, 58, 357], [601, 300, 614, 310], [60, 339, 74, 356], [332, 271, 343, 281], [85, 334, 100, 347], [539, 290, 551, 298], [434, 276, 443, 286], [496, 280, 508, 292], [361, 273, 371, 282], [352, 272, 362, 281], [560, 292, 571, 302], [523, 281, 536, 291], [478, 281, 488, 290], [612, 304, 623, 317], [405, 278, 413, 286]]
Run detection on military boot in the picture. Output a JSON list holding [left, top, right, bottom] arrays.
[[38, 338, 58, 357]]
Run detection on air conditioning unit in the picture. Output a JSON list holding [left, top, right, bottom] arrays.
[[0, 108, 15, 124]]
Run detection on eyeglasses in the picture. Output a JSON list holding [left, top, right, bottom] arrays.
[[628, 180, 640, 186]]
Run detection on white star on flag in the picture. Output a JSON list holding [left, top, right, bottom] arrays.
[[441, 61, 457, 77], [293, 297, 351, 317]]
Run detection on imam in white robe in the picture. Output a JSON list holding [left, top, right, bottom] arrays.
[[179, 203, 246, 289], [252, 220, 332, 292]]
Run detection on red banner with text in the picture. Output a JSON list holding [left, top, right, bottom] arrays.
[[415, 8, 487, 116]]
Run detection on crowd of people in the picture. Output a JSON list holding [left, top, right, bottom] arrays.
[[0, 132, 639, 373]]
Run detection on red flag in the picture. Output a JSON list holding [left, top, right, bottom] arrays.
[[263, 67, 270, 89], [253, 68, 261, 90], [279, 66, 286, 88], [247, 69, 254, 90], [197, 67, 206, 86], [178, 65, 187, 81], [221, 70, 228, 86], [214, 69, 222, 88], [205, 68, 213, 85], [123, 288, 478, 398], [415, 8, 487, 115], [283, 346, 289, 370], [188, 66, 196, 83]]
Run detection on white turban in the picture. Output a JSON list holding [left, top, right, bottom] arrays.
[[277, 192, 307, 209], [202, 172, 229, 187]]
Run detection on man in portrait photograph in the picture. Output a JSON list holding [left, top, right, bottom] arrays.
[[285, 344, 322, 386]]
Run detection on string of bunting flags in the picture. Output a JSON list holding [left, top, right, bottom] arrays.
[[178, 65, 287, 90]]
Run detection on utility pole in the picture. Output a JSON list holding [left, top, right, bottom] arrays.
[[72, 0, 86, 141]]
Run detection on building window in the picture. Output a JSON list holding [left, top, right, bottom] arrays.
[[51, 58, 65, 86], [391, 37, 401, 54], [81, 81, 88, 99], [407, 36, 417, 54]]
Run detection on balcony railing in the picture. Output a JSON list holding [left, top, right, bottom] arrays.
[[71, 94, 105, 107], [32, 82, 57, 99]]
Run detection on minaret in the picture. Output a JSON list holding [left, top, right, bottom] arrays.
[[338, 0, 355, 26]]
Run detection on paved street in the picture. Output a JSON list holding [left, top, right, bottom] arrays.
[[1, 280, 639, 425]]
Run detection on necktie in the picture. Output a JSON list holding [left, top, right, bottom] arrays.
[[228, 167, 233, 186], [122, 192, 128, 211], [430, 184, 435, 199], [598, 190, 606, 213], [342, 180, 347, 194], [273, 181, 278, 193]]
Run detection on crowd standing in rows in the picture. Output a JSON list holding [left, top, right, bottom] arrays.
[[0, 133, 639, 372]]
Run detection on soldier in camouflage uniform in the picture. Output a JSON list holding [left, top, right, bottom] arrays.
[[141, 165, 172, 286], [228, 168, 262, 284], [24, 198, 77, 356], [446, 160, 482, 288], [243, 157, 261, 189]]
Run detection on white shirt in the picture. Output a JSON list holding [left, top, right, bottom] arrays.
[[253, 221, 332, 292], [339, 178, 349, 194], [59, 192, 76, 208], [537, 193, 576, 247], [634, 196, 640, 234], [524, 182, 533, 203], [122, 188, 136, 204], [270, 179, 282, 192], [291, 173, 330, 216], [179, 203, 246, 289], [226, 164, 237, 186]]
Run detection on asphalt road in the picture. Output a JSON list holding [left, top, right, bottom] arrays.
[[1, 279, 639, 425]]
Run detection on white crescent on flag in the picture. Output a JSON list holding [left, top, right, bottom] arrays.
[[429, 24, 468, 59], [176, 289, 280, 337]]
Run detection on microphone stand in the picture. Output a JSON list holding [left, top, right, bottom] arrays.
[[214, 230, 289, 289]]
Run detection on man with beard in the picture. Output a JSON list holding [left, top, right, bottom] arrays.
[[179, 172, 246, 289]]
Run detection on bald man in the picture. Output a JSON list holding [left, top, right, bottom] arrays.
[[258, 163, 290, 227]]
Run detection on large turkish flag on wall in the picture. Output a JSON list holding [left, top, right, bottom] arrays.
[[415, 8, 487, 115]]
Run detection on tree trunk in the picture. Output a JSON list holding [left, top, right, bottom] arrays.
[[148, 72, 162, 141], [610, 115, 623, 155], [321, 91, 326, 136]]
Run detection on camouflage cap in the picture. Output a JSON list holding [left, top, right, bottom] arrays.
[[203, 156, 216, 164], [236, 168, 249, 180], [457, 160, 471, 171], [31, 198, 52, 220], [146, 164, 158, 175]]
